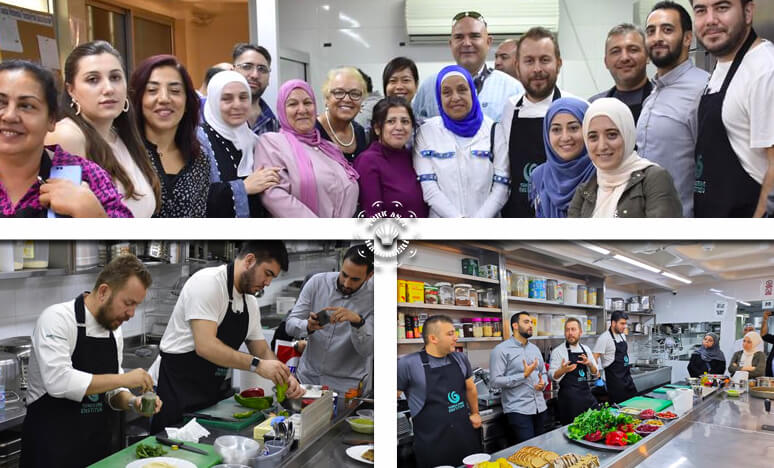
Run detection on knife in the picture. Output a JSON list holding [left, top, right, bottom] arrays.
[[184, 412, 238, 422], [155, 436, 208, 455]]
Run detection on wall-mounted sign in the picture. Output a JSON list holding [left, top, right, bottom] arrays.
[[763, 279, 774, 299], [763, 300, 774, 309], [715, 301, 727, 317]]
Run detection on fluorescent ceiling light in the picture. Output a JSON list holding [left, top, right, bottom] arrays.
[[737, 301, 751, 306], [613, 254, 661, 273], [577, 242, 610, 255], [662, 271, 692, 284], [709, 288, 722, 293]]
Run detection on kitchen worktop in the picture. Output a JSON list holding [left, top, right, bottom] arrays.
[[0, 397, 25, 431]]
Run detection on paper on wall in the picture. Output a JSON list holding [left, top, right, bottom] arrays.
[[37, 35, 60, 69], [0, 15, 22, 53]]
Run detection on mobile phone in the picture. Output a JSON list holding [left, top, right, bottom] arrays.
[[316, 310, 330, 326], [46, 165, 82, 218]]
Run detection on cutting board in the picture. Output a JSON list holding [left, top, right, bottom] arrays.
[[619, 396, 673, 411], [183, 395, 266, 431], [653, 384, 691, 393], [88, 436, 221, 468]]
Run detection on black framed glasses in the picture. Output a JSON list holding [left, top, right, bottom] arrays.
[[452, 11, 486, 25], [330, 88, 363, 101], [235, 63, 271, 75]]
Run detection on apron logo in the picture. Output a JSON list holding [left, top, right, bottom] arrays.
[[88, 394, 100, 402], [523, 163, 537, 182], [624, 356, 630, 366], [579, 369, 586, 379], [215, 367, 228, 377], [695, 155, 706, 194], [447, 391, 460, 404], [447, 391, 465, 413], [81, 394, 104, 414]]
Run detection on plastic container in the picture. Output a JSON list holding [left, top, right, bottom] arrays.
[[528, 277, 538, 299], [453, 321, 463, 338], [483, 288, 497, 308], [462, 319, 474, 338], [492, 318, 502, 337], [472, 318, 484, 338], [588, 287, 597, 305], [469, 289, 478, 308], [461, 258, 479, 276], [22, 241, 49, 269], [436, 282, 454, 305], [577, 285, 588, 305], [477, 289, 486, 307], [482, 318, 493, 337], [546, 279, 558, 301], [398, 319, 405, 340], [248, 440, 290, 468], [563, 283, 578, 305], [424, 285, 439, 304], [516, 274, 529, 297], [0, 243, 13, 273], [454, 284, 473, 306]]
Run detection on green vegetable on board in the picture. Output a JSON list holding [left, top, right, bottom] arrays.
[[136, 443, 167, 458], [567, 405, 634, 440], [276, 382, 288, 403], [233, 409, 256, 419], [234, 393, 273, 410]]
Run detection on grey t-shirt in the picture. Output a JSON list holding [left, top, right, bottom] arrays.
[[397, 351, 473, 416], [590, 85, 652, 123]]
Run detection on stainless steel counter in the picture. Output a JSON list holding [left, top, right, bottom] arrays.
[[0, 398, 25, 431], [630, 366, 671, 393]]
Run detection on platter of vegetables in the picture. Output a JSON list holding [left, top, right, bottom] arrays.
[[565, 406, 644, 451]]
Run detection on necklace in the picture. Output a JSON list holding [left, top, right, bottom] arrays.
[[324, 110, 355, 147]]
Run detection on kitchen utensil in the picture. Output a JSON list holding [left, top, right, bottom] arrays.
[[345, 445, 374, 465], [90, 436, 219, 468], [156, 436, 209, 455], [611, 297, 625, 311], [749, 387, 774, 399], [766, 399, 772, 413], [357, 409, 374, 418], [125, 457, 196, 468], [346, 416, 375, 434], [213, 435, 261, 465], [183, 412, 238, 423]]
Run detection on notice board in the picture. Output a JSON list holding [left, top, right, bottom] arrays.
[[0, 2, 59, 70]]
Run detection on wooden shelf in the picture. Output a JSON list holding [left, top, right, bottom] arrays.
[[397, 337, 502, 344], [508, 296, 603, 310], [397, 302, 502, 313], [397, 265, 499, 284]]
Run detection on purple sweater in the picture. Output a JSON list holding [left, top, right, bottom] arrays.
[[353, 141, 429, 218], [0, 145, 132, 218]]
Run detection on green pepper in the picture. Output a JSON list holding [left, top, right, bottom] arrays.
[[276, 382, 288, 403], [233, 409, 256, 419], [234, 393, 273, 409], [625, 432, 642, 444]]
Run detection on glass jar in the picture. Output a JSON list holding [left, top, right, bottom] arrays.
[[588, 287, 597, 305], [453, 321, 463, 338], [454, 284, 473, 306], [472, 318, 484, 338], [424, 284, 439, 304], [469, 288, 478, 308], [577, 285, 588, 304], [462, 319, 474, 338], [436, 282, 454, 305], [516, 274, 528, 297], [484, 288, 498, 307], [492, 318, 502, 337], [482, 318, 493, 337], [528, 277, 538, 298], [546, 279, 558, 301], [477, 289, 486, 307], [507, 270, 514, 294]]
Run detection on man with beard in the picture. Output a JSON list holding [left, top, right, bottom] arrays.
[[22, 255, 161, 468], [636, 2, 710, 218], [497, 27, 572, 218], [590, 24, 652, 123], [285, 245, 374, 393], [691, 0, 774, 217], [490, 312, 548, 443], [412, 11, 523, 122], [549, 318, 600, 425], [233, 43, 280, 136], [397, 315, 482, 468], [151, 241, 304, 432], [495, 39, 519, 79], [594, 311, 637, 404]]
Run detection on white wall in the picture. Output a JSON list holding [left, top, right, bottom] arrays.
[[276, 0, 639, 106]]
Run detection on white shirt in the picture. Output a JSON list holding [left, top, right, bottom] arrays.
[[413, 116, 509, 218], [108, 137, 157, 218], [159, 264, 266, 354], [549, 342, 600, 384], [593, 331, 626, 369], [706, 40, 774, 184], [734, 337, 764, 354], [27, 298, 127, 407]]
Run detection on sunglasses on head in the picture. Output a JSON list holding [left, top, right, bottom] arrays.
[[452, 11, 486, 25]]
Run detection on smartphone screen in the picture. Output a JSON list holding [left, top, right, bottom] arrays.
[[46, 165, 83, 218]]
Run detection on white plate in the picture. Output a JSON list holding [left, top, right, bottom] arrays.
[[125, 457, 198, 468], [345, 444, 374, 465], [357, 409, 374, 418], [462, 453, 491, 464]]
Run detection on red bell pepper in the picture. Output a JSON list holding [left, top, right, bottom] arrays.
[[617, 423, 634, 433], [240, 387, 265, 398], [584, 430, 603, 442], [605, 430, 627, 446]]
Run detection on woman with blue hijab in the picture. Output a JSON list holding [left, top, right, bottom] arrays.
[[412, 65, 509, 217], [529, 97, 595, 218]]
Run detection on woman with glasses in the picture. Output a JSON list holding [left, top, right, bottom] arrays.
[[316, 67, 368, 162], [254, 79, 359, 217]]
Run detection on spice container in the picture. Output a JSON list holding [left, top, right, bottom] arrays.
[[483, 288, 498, 307], [577, 285, 588, 305], [424, 284, 440, 304], [482, 318, 493, 337], [492, 318, 502, 337], [546, 279, 558, 301], [453, 321, 463, 338], [454, 284, 473, 306], [588, 287, 597, 305], [477, 289, 486, 307], [469, 288, 478, 308], [437, 282, 454, 305], [472, 318, 484, 338], [461, 258, 479, 276], [516, 274, 529, 297], [462, 319, 474, 338]]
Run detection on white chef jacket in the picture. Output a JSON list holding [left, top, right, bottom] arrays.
[[27, 298, 128, 408]]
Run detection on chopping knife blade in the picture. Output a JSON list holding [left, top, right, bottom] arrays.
[[155, 436, 208, 455], [184, 412, 238, 422]]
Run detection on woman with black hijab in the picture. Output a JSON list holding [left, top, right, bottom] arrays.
[[687, 332, 726, 377]]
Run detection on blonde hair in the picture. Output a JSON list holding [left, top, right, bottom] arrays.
[[321, 67, 367, 98]]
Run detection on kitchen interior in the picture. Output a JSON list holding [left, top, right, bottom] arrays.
[[0, 240, 373, 468], [396, 241, 774, 468]]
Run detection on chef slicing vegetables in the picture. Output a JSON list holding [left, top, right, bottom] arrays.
[[151, 241, 304, 433], [593, 311, 638, 404], [21, 255, 163, 468]]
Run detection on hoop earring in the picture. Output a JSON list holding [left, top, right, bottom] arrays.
[[123, 98, 130, 113], [70, 99, 81, 116]]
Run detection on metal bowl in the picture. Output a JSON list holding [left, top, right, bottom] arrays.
[[213, 435, 261, 465]]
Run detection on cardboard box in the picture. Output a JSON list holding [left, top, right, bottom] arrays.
[[397, 280, 407, 302], [407, 281, 425, 303]]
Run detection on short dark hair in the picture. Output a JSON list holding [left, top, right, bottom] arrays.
[[357, 68, 373, 94], [94, 254, 152, 292], [382, 57, 419, 96], [232, 43, 272, 66], [651, 1, 693, 33], [237, 241, 289, 271], [511, 311, 530, 327], [343, 244, 374, 274], [369, 96, 416, 142], [611, 311, 629, 322], [203, 66, 227, 87], [565, 317, 583, 330], [606, 23, 646, 49], [689, 0, 752, 6], [422, 314, 453, 344], [0, 60, 59, 118], [517, 27, 561, 60]]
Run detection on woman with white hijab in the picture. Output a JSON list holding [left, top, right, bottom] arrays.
[[198, 70, 280, 217], [729, 331, 766, 378], [568, 98, 682, 218]]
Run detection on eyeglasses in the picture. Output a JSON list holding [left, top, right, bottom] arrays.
[[452, 11, 486, 25], [235, 63, 271, 75], [330, 88, 363, 101]]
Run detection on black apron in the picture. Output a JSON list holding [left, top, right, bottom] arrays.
[[606, 81, 653, 124], [21, 294, 120, 468], [694, 30, 761, 218], [557, 342, 598, 425], [412, 351, 481, 468], [152, 263, 249, 432], [502, 88, 561, 218], [604, 330, 637, 404]]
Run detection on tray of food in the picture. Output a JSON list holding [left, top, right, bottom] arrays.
[[507, 446, 560, 467], [565, 406, 643, 451], [750, 386, 774, 399], [655, 411, 678, 421], [550, 453, 600, 468]]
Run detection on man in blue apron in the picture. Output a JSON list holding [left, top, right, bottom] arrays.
[[152, 241, 304, 433], [594, 311, 637, 404], [692, 0, 774, 217], [549, 318, 600, 424], [397, 315, 482, 468], [498, 27, 568, 218], [21, 255, 160, 468]]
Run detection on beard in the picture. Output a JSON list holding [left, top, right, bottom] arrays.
[[518, 328, 533, 339], [239, 264, 264, 296], [524, 73, 557, 101], [566, 335, 579, 345], [250, 84, 266, 102], [337, 277, 362, 296], [649, 41, 684, 68], [95, 296, 120, 331], [700, 22, 749, 58]]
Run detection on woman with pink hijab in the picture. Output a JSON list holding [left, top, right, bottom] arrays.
[[254, 80, 359, 217]]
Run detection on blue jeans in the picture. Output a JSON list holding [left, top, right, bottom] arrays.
[[506, 410, 548, 444]]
